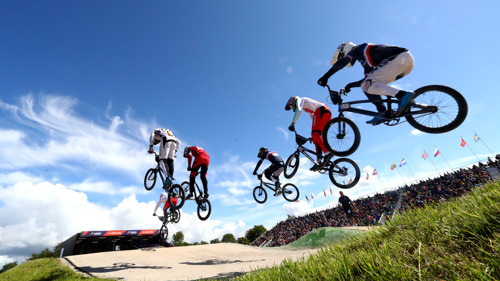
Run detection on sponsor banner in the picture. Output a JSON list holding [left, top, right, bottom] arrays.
[[80, 229, 159, 237]]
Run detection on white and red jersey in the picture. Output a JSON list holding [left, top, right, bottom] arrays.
[[291, 97, 326, 124], [153, 193, 178, 213], [149, 128, 181, 150]]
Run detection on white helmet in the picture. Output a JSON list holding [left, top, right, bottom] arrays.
[[331, 42, 356, 67], [160, 192, 167, 198]]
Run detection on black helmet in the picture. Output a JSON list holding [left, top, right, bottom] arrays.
[[285, 96, 297, 111], [183, 146, 191, 158], [258, 147, 268, 158]]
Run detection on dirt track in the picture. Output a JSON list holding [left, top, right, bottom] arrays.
[[61, 226, 370, 281]]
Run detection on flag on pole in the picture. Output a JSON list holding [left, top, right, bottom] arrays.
[[330, 186, 333, 194], [391, 162, 396, 170], [474, 132, 480, 142], [372, 169, 378, 175], [306, 195, 309, 202], [365, 172, 369, 180], [323, 189, 327, 197], [400, 158, 407, 167], [348, 178, 353, 184], [460, 138, 467, 147], [311, 192, 314, 199], [422, 150, 428, 160], [434, 147, 440, 157]]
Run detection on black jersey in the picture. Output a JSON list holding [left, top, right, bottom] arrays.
[[346, 43, 407, 74]]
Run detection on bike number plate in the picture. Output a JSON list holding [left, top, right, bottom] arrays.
[[341, 103, 351, 109]]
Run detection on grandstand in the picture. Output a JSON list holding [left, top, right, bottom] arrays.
[[58, 229, 161, 257], [253, 156, 500, 247]]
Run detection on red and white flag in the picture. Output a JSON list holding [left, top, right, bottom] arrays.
[[372, 169, 378, 176], [460, 138, 467, 147], [422, 150, 428, 160]]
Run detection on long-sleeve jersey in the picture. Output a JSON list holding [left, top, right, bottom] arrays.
[[290, 97, 326, 124], [326, 43, 408, 77], [253, 151, 283, 173], [187, 146, 209, 168], [154, 194, 178, 213], [149, 128, 181, 150]]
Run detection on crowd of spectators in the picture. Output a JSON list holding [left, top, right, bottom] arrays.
[[252, 155, 500, 247]]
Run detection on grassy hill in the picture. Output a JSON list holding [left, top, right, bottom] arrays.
[[0, 257, 114, 281], [282, 227, 365, 249], [236, 182, 500, 280]]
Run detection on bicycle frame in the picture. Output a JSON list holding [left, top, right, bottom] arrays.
[[291, 132, 329, 167], [152, 153, 172, 189], [259, 177, 279, 193], [327, 85, 436, 121]]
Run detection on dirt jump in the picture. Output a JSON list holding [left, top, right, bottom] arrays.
[[61, 226, 371, 281]]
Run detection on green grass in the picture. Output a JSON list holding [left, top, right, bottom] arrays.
[[236, 182, 500, 281], [0, 258, 113, 281]]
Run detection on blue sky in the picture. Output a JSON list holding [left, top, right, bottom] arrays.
[[1, 1, 499, 266]]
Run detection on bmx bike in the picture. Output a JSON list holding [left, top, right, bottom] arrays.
[[252, 174, 299, 204], [284, 131, 360, 189], [180, 180, 212, 221], [144, 152, 186, 210], [156, 209, 181, 241], [322, 84, 468, 157]]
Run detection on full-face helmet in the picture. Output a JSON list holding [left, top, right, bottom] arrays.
[[285, 96, 298, 111], [258, 147, 268, 158], [331, 42, 356, 67], [183, 146, 191, 158]]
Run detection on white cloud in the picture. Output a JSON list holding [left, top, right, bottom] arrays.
[[411, 129, 423, 135], [277, 126, 289, 140], [0, 179, 249, 267], [286, 67, 293, 73]]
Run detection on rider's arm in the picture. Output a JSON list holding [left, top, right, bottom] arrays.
[[348, 79, 363, 88], [187, 154, 193, 169], [149, 131, 156, 146], [291, 98, 303, 124], [321, 56, 353, 79], [253, 159, 264, 174]]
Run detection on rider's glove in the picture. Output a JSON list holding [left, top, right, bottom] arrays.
[[153, 213, 156, 216], [345, 82, 355, 93], [288, 123, 295, 132], [148, 149, 154, 154], [187, 167, 191, 171], [252, 171, 257, 175], [317, 76, 329, 87]]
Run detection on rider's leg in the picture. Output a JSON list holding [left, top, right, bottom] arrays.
[[159, 142, 173, 180], [311, 106, 332, 168], [166, 159, 174, 178], [265, 166, 281, 196], [186, 175, 196, 199], [159, 159, 171, 182], [165, 142, 176, 178], [199, 164, 209, 198], [362, 51, 415, 117]]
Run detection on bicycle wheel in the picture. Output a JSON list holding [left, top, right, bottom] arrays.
[[197, 199, 212, 221], [323, 117, 361, 157], [284, 153, 300, 179], [328, 157, 360, 189], [406, 85, 468, 133], [167, 184, 185, 210], [281, 183, 299, 202], [159, 223, 168, 241], [171, 209, 181, 223], [144, 168, 157, 191], [252, 186, 267, 204]]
